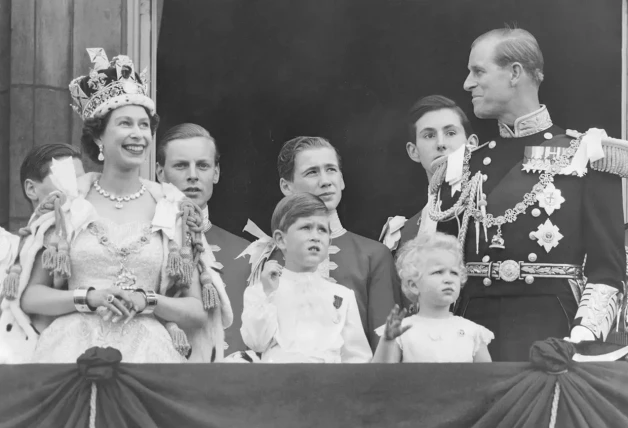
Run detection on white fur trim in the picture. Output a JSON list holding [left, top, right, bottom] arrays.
[[90, 94, 155, 119]]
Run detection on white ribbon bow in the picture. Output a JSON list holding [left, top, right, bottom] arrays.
[[237, 219, 277, 285]]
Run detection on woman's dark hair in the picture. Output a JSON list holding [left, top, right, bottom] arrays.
[[80, 106, 160, 164]]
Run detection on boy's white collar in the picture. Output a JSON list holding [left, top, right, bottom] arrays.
[[329, 211, 346, 238], [281, 267, 323, 283]]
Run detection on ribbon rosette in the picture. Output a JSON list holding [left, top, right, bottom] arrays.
[[77, 346, 122, 382]]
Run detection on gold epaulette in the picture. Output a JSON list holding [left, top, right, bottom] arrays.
[[567, 129, 628, 178]]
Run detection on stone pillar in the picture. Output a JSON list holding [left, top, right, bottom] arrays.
[[8, 0, 37, 231], [0, 0, 10, 230], [8, 0, 124, 231]]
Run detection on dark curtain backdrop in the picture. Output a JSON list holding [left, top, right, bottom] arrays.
[[157, 0, 622, 240]]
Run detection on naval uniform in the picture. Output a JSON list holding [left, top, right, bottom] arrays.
[[431, 106, 625, 361]]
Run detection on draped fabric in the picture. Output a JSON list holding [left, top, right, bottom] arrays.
[[474, 339, 628, 428], [0, 341, 627, 428]]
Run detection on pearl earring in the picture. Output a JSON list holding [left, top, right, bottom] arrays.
[[98, 145, 104, 161]]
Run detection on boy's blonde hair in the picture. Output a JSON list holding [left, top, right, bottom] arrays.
[[395, 232, 467, 303]]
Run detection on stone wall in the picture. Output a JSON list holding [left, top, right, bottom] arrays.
[[0, 0, 11, 230], [4, 0, 125, 231]]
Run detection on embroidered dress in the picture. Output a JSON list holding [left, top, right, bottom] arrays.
[[241, 269, 372, 363], [376, 315, 494, 363], [31, 218, 185, 363]]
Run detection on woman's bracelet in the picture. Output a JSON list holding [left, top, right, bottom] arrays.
[[74, 287, 96, 313], [133, 288, 158, 315]]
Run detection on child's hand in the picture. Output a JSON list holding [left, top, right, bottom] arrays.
[[384, 305, 411, 341], [261, 260, 282, 296]]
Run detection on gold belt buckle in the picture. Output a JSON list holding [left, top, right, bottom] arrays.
[[497, 260, 520, 282]]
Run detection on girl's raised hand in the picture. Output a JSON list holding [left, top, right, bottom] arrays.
[[384, 304, 411, 341]]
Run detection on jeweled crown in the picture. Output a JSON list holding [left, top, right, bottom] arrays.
[[69, 48, 155, 120]]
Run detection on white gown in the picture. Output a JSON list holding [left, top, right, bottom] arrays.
[[241, 269, 372, 363], [30, 218, 185, 363], [377, 314, 494, 363]]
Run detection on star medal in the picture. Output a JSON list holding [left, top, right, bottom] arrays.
[[531, 219, 564, 253], [536, 183, 565, 216], [333, 295, 343, 324]]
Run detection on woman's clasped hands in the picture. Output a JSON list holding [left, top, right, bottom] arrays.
[[86, 287, 147, 324]]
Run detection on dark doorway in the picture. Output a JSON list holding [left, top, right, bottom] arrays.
[[157, 0, 622, 239]]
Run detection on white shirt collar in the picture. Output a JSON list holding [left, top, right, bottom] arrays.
[[498, 105, 553, 138], [281, 268, 323, 285], [328, 211, 346, 239], [202, 205, 212, 232]]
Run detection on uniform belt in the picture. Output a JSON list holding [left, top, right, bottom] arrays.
[[466, 261, 583, 283]]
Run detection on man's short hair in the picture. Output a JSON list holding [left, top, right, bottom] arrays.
[[408, 95, 473, 141], [271, 193, 329, 234], [19, 143, 82, 201], [156, 123, 220, 166], [277, 136, 342, 182], [472, 26, 544, 87]]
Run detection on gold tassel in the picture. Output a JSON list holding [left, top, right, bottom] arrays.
[[200, 271, 218, 310], [2, 264, 22, 300], [166, 322, 191, 357], [166, 240, 183, 279], [55, 238, 71, 278], [179, 245, 194, 287], [429, 160, 448, 195], [42, 234, 59, 270]]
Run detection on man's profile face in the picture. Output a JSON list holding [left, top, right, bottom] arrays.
[[463, 37, 514, 120], [408, 108, 469, 175], [280, 147, 345, 211], [156, 136, 220, 207], [25, 157, 85, 208]]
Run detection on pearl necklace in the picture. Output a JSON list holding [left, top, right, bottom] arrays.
[[94, 180, 146, 209]]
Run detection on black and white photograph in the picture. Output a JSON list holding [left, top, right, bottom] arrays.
[[0, 0, 627, 426]]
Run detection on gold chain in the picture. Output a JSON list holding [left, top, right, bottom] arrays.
[[469, 136, 581, 228], [428, 135, 582, 230]]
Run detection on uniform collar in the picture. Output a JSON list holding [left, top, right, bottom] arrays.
[[329, 211, 347, 239], [498, 105, 553, 138], [202, 205, 212, 233]]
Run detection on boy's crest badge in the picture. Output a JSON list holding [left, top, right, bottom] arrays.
[[332, 295, 343, 324], [333, 295, 343, 309]]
